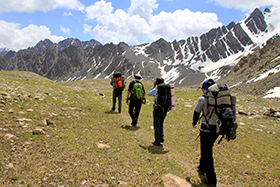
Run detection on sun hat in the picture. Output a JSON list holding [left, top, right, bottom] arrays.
[[134, 73, 142, 80]]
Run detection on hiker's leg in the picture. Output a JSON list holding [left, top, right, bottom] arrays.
[[112, 90, 116, 110], [117, 91, 122, 113], [199, 131, 207, 172], [134, 100, 142, 125], [153, 110, 161, 143], [159, 111, 166, 142], [201, 131, 219, 185], [128, 100, 136, 121]]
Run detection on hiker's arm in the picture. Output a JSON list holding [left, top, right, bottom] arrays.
[[142, 83, 146, 96], [126, 90, 130, 104], [148, 87, 157, 96], [192, 111, 200, 128], [192, 97, 204, 127]]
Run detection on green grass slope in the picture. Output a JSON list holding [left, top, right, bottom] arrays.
[[0, 71, 279, 186]]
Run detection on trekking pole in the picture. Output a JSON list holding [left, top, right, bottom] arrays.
[[194, 131, 201, 141], [217, 135, 224, 144]]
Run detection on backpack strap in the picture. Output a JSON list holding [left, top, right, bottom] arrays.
[[200, 95, 210, 126]]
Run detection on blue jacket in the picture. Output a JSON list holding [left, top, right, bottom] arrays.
[[148, 87, 158, 102]]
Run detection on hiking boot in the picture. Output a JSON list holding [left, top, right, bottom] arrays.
[[159, 139, 164, 143], [152, 141, 163, 146], [131, 118, 137, 126], [202, 178, 216, 187], [131, 121, 136, 126], [197, 165, 205, 175]]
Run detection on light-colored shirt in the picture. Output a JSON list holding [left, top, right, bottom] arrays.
[[148, 87, 158, 102], [194, 95, 209, 125]]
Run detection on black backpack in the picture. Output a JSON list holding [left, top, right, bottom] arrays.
[[155, 83, 173, 113], [206, 83, 238, 144]]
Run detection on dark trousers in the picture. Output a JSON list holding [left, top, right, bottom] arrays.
[[128, 99, 142, 125], [199, 125, 219, 186], [153, 109, 167, 143], [112, 90, 122, 112]]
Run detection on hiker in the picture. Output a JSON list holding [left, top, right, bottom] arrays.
[[126, 74, 146, 126], [147, 77, 166, 146], [191, 78, 218, 187], [110, 72, 126, 113]]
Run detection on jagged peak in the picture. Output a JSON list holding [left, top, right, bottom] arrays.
[[264, 8, 271, 13]]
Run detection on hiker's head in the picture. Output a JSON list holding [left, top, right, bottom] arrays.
[[134, 74, 142, 80], [201, 79, 215, 94], [154, 77, 164, 85]]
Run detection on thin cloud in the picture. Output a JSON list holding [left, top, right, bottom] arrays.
[[63, 11, 73, 17], [83, 24, 92, 34], [60, 25, 71, 34], [210, 0, 280, 11], [0, 0, 84, 13]]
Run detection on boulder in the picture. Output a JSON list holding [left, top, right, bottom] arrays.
[[162, 173, 192, 187]]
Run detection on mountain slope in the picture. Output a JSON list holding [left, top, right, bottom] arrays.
[[221, 37, 280, 97], [0, 7, 279, 89]]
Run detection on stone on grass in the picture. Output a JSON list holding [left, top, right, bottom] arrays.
[[46, 118, 54, 125], [162, 173, 192, 187], [5, 133, 18, 139], [96, 143, 110, 149], [6, 163, 15, 170], [26, 108, 33, 112], [33, 127, 45, 135]]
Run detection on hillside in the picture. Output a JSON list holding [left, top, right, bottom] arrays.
[[221, 37, 280, 97], [0, 71, 279, 186]]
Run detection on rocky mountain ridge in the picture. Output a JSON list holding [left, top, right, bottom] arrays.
[[0, 7, 279, 92], [1, 38, 101, 58]]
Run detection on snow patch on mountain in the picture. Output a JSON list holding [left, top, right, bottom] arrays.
[[246, 63, 280, 83], [263, 87, 280, 98], [161, 66, 180, 83], [133, 44, 150, 57]]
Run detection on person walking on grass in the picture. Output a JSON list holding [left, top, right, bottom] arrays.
[[126, 74, 146, 126], [110, 72, 126, 113], [192, 78, 218, 187], [147, 77, 166, 146]]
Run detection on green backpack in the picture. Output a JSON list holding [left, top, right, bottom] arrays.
[[132, 81, 143, 100]]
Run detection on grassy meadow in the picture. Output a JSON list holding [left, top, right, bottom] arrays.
[[0, 71, 279, 186]]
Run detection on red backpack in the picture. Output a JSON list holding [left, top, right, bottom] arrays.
[[113, 72, 124, 91]]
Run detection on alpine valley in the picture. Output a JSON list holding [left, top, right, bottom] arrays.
[[0, 7, 280, 96]]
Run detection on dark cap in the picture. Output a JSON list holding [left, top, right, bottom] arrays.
[[201, 79, 215, 90], [154, 77, 164, 85]]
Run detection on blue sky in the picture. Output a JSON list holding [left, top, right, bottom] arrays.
[[0, 0, 279, 51]]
